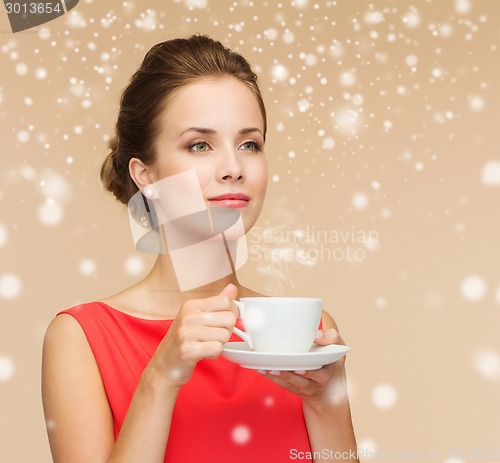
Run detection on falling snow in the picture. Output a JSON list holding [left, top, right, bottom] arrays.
[[0, 224, 7, 247], [0, 274, 22, 300], [38, 200, 64, 226], [297, 98, 310, 113], [472, 348, 500, 382], [263, 395, 275, 407], [271, 64, 289, 82], [322, 137, 335, 150], [65, 10, 87, 28], [15, 63, 28, 76], [125, 256, 145, 275], [362, 233, 379, 252], [38, 168, 72, 202], [402, 8, 421, 29], [468, 95, 485, 112], [184, 0, 208, 8], [79, 258, 97, 277], [134, 10, 158, 32], [455, 0, 472, 15], [0, 356, 15, 381], [35, 67, 48, 80], [17, 130, 30, 143], [352, 192, 368, 210], [372, 383, 398, 409], [356, 438, 377, 453], [461, 275, 486, 302], [339, 70, 356, 88], [231, 425, 251, 445], [481, 161, 500, 186]]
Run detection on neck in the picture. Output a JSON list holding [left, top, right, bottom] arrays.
[[140, 236, 244, 303]]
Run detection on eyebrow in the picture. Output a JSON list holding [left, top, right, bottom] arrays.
[[179, 127, 264, 138]]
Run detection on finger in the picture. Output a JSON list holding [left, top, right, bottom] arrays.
[[218, 284, 241, 318], [176, 320, 233, 344], [193, 340, 226, 359], [193, 294, 236, 313], [178, 339, 225, 364], [261, 369, 313, 387], [262, 371, 312, 395], [295, 364, 335, 384], [272, 370, 313, 388], [219, 283, 238, 300], [314, 328, 344, 346], [194, 326, 233, 343], [200, 310, 237, 329]]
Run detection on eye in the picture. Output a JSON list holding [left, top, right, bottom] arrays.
[[239, 141, 261, 152], [189, 142, 210, 152]]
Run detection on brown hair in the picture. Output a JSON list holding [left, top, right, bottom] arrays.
[[100, 34, 267, 205]]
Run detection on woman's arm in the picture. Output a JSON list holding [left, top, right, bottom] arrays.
[[42, 314, 115, 462], [42, 285, 239, 463], [42, 314, 179, 463], [301, 312, 359, 462]]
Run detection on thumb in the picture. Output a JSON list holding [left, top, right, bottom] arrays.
[[314, 328, 344, 346], [219, 283, 238, 300]]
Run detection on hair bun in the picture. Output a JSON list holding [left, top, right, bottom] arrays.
[[100, 137, 137, 205]]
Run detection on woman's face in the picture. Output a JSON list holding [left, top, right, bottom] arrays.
[[151, 77, 268, 232]]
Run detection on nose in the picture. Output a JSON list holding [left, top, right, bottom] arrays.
[[216, 148, 245, 183]]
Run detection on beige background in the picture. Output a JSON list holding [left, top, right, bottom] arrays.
[[1, 1, 499, 462]]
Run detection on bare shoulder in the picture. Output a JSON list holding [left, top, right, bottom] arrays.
[[42, 314, 114, 462], [321, 310, 339, 331], [42, 313, 104, 374], [44, 312, 85, 344], [42, 313, 94, 372]]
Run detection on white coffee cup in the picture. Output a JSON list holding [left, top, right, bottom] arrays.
[[232, 297, 323, 353]]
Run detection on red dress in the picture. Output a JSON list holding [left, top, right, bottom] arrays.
[[58, 302, 313, 462]]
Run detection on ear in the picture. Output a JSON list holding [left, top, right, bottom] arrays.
[[129, 158, 156, 194]]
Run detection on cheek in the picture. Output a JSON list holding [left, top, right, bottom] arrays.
[[258, 176, 268, 198], [155, 162, 185, 181], [250, 159, 268, 192], [156, 160, 210, 191], [193, 168, 213, 192], [258, 168, 268, 197]]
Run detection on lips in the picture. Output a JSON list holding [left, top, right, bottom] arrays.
[[208, 192, 250, 208]]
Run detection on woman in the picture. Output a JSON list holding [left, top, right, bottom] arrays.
[[42, 35, 359, 463]]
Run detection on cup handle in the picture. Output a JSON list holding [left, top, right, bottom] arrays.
[[233, 301, 254, 350]]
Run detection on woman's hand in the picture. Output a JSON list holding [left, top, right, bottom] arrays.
[[149, 283, 239, 389], [257, 322, 349, 408], [263, 315, 359, 461]]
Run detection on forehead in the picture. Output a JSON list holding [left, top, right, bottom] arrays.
[[158, 77, 264, 134]]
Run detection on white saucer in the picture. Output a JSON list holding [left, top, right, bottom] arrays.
[[221, 342, 350, 371]]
